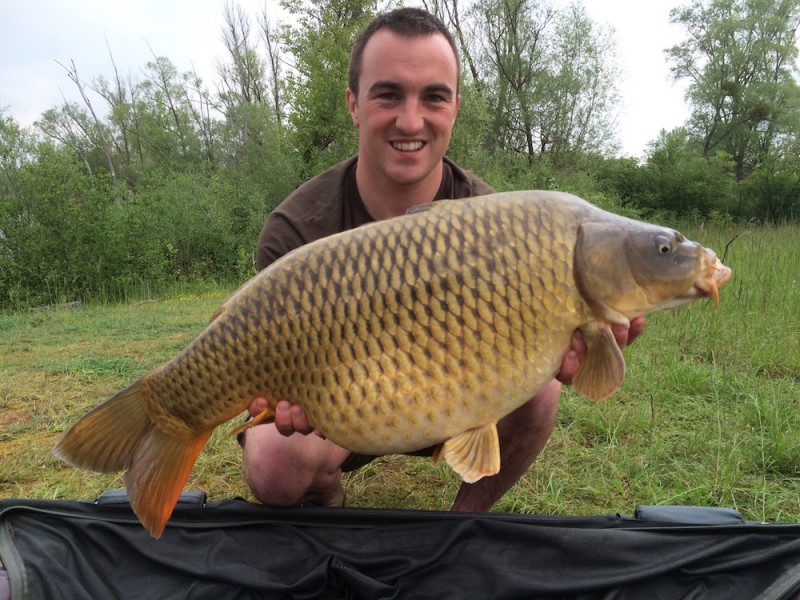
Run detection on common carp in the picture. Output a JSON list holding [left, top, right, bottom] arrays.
[[54, 191, 731, 537]]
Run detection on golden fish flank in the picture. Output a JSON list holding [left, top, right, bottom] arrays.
[[53, 190, 732, 537]]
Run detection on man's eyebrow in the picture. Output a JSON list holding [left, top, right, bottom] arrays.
[[368, 80, 403, 94], [367, 81, 455, 97], [422, 83, 455, 97]]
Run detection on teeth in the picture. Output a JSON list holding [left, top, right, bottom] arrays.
[[393, 141, 424, 151]]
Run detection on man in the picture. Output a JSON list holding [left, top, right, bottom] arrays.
[[240, 7, 643, 511]]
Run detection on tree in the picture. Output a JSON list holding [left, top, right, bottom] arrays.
[[640, 127, 737, 216], [56, 60, 118, 183], [739, 140, 800, 219], [472, 0, 555, 159], [0, 110, 33, 201], [92, 46, 137, 179], [538, 3, 620, 159], [469, 0, 621, 165], [668, 0, 800, 179], [257, 10, 287, 127], [218, 1, 269, 150], [278, 0, 379, 174], [421, 0, 482, 86], [0, 139, 121, 305], [36, 104, 100, 178]]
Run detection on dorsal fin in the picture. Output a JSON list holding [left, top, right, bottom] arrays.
[[405, 201, 438, 215], [208, 304, 226, 324]]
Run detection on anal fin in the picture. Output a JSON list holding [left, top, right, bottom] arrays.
[[229, 405, 276, 437], [441, 423, 500, 483]]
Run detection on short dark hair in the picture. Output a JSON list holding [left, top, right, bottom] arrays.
[[348, 7, 461, 97]]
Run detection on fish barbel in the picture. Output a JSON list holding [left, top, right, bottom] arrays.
[[53, 191, 732, 537]]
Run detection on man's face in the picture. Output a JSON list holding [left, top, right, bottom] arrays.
[[347, 29, 460, 191]]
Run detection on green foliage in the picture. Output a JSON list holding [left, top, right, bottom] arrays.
[[278, 0, 375, 175], [738, 151, 800, 220], [0, 142, 117, 306], [0, 144, 287, 308], [594, 127, 799, 221], [667, 0, 800, 178], [0, 110, 32, 197], [640, 129, 738, 216], [447, 77, 492, 168], [2, 2, 800, 308]]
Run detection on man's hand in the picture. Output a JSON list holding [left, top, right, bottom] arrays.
[[556, 316, 646, 386], [248, 397, 317, 437]]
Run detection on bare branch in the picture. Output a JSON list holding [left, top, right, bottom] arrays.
[[55, 59, 116, 183]]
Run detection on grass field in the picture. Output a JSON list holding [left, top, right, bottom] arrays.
[[1, 221, 798, 522]]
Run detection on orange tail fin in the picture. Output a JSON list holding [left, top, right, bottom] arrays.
[[53, 379, 211, 538], [123, 419, 210, 538]]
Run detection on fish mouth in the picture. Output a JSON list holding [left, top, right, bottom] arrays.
[[693, 249, 732, 308]]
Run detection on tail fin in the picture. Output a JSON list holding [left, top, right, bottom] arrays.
[[123, 421, 211, 538], [53, 380, 211, 538], [53, 381, 151, 473]]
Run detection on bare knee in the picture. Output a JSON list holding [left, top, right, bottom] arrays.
[[533, 379, 561, 421], [241, 424, 349, 506], [502, 380, 561, 435]]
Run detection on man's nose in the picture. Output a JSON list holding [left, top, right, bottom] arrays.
[[395, 99, 424, 133]]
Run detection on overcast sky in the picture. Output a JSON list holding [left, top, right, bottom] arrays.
[[1, 0, 691, 158]]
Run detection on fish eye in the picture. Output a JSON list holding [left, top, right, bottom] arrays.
[[656, 236, 673, 254]]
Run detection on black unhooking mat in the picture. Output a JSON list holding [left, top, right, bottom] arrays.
[[3, 492, 800, 600]]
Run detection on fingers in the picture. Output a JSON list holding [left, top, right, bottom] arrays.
[[248, 396, 270, 418], [274, 400, 315, 436], [611, 316, 646, 349], [559, 318, 646, 386], [611, 323, 629, 348], [627, 316, 646, 346], [556, 330, 586, 385], [248, 397, 320, 438]]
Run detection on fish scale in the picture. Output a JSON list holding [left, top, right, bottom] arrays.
[[54, 190, 731, 537], [221, 195, 584, 453], [153, 196, 565, 448]]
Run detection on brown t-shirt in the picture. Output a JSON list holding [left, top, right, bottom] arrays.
[[256, 156, 495, 271]]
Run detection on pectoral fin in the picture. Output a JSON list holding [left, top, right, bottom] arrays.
[[441, 423, 501, 483], [572, 324, 626, 402]]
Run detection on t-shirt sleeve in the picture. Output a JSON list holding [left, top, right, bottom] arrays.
[[254, 157, 357, 272], [255, 210, 305, 271], [466, 171, 495, 196]]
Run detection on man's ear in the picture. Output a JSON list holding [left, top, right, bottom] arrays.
[[346, 88, 359, 127], [454, 94, 461, 125]]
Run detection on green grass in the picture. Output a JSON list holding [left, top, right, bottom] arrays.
[[1, 222, 798, 521]]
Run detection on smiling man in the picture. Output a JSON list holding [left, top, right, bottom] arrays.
[[241, 7, 643, 511], [346, 23, 462, 219]]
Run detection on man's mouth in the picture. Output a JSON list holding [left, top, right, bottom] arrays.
[[391, 141, 425, 152]]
